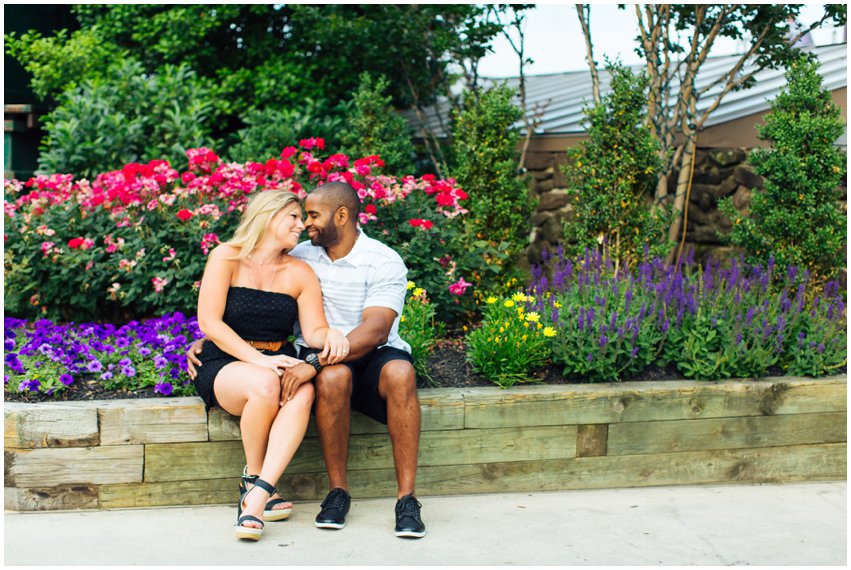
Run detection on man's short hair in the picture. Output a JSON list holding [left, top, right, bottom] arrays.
[[313, 181, 360, 221]]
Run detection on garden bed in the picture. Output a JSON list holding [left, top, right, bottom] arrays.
[[5, 374, 846, 512]]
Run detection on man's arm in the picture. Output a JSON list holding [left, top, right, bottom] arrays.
[[316, 306, 396, 365]]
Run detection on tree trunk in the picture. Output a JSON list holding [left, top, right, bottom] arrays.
[[666, 136, 697, 263]]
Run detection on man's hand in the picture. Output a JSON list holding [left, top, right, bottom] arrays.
[[279, 362, 317, 405], [185, 338, 206, 380]]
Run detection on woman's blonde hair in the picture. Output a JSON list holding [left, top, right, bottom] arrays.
[[222, 190, 301, 259]]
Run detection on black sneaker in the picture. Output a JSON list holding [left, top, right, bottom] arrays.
[[315, 488, 351, 529], [394, 494, 426, 538]]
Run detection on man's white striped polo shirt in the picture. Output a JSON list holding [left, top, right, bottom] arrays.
[[290, 230, 411, 353]]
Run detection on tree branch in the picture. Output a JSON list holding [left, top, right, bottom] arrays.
[[576, 4, 601, 104]]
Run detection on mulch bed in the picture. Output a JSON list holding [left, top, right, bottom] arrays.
[[5, 339, 693, 404]]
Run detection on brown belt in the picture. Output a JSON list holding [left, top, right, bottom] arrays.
[[247, 340, 285, 351]]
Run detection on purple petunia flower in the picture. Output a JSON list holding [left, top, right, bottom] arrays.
[[86, 360, 104, 373], [19, 379, 40, 392], [154, 382, 174, 396], [138, 347, 152, 357], [100, 371, 114, 380], [154, 355, 169, 369], [59, 373, 74, 386], [121, 366, 137, 377]]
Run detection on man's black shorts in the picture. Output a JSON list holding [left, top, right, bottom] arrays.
[[299, 345, 413, 424]]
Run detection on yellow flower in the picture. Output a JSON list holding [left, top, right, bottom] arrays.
[[525, 312, 541, 323], [554, 301, 563, 309], [499, 326, 505, 333], [503, 299, 515, 308], [486, 295, 498, 304], [406, 281, 416, 290], [400, 316, 406, 322], [413, 287, 425, 297], [543, 326, 557, 337], [511, 291, 528, 303]]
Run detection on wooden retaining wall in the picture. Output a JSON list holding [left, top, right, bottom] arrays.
[[4, 376, 846, 511]]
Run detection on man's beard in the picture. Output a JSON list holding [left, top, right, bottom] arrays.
[[310, 224, 339, 248]]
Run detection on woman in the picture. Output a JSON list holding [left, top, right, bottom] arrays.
[[194, 190, 349, 541]]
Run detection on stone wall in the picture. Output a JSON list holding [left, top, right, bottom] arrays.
[[524, 147, 848, 267]]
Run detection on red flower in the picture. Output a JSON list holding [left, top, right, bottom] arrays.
[[422, 220, 434, 229], [455, 189, 468, 200], [421, 174, 436, 183], [280, 146, 297, 159], [68, 237, 85, 249], [176, 209, 194, 222], [364, 204, 378, 215], [408, 218, 423, 228], [435, 192, 454, 207], [278, 160, 294, 178], [299, 138, 325, 151], [181, 172, 196, 184]]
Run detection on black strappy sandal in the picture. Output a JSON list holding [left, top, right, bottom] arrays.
[[235, 477, 275, 541], [240, 467, 293, 521]]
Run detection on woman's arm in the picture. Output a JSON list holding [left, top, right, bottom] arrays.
[[196, 247, 300, 372]]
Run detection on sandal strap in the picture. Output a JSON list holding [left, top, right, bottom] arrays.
[[265, 497, 291, 509], [236, 514, 264, 529], [252, 477, 276, 496]]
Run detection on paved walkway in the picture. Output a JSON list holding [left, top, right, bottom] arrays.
[[4, 482, 846, 566]]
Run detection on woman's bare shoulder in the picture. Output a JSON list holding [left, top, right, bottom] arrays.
[[208, 244, 241, 261]]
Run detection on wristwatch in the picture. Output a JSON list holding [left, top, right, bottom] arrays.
[[304, 352, 323, 373]]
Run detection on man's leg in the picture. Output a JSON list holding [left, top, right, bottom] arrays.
[[377, 359, 420, 498], [313, 364, 353, 491]]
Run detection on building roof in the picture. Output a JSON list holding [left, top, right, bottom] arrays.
[[410, 43, 847, 138]]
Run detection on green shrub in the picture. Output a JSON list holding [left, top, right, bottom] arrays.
[[561, 61, 670, 270], [399, 282, 445, 385], [465, 291, 553, 388], [719, 56, 846, 284], [340, 73, 416, 175], [4, 28, 120, 100], [227, 104, 344, 164], [38, 60, 215, 180], [451, 86, 534, 286]]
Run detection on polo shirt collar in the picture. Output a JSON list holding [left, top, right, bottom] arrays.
[[320, 229, 368, 267]]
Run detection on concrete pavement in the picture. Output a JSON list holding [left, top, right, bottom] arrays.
[[4, 481, 846, 566]]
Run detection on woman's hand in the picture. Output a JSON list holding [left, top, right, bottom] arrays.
[[250, 353, 303, 376], [321, 328, 350, 365], [185, 339, 206, 380]]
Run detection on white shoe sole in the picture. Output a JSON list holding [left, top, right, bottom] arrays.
[[315, 521, 346, 530], [264, 508, 292, 521], [395, 529, 427, 538]]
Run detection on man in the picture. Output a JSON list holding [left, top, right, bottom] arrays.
[[187, 181, 426, 539]]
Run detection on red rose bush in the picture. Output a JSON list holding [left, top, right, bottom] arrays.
[[5, 141, 492, 324]]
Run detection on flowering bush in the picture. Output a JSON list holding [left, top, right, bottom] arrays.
[[465, 291, 554, 388], [4, 142, 482, 323], [4, 313, 202, 398], [530, 246, 847, 381], [399, 282, 444, 385]]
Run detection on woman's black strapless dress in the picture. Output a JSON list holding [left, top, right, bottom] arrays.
[[193, 287, 299, 409]]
